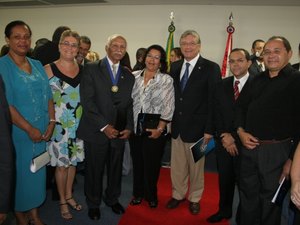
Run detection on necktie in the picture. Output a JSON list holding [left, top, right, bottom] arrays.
[[234, 80, 240, 100], [258, 63, 263, 72], [112, 64, 117, 78], [180, 62, 190, 91]]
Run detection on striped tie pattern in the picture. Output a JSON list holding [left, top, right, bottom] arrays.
[[234, 80, 240, 100]]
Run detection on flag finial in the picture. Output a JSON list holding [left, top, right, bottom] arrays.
[[229, 12, 233, 26], [170, 12, 174, 21]]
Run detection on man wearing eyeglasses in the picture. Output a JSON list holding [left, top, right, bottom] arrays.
[[77, 34, 134, 221], [166, 30, 221, 215], [235, 36, 300, 225]]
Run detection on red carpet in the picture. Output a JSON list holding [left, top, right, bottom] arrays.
[[119, 168, 230, 225]]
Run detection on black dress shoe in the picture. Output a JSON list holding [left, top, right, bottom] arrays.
[[166, 198, 185, 209], [130, 197, 143, 205], [189, 202, 200, 215], [207, 212, 231, 223], [88, 208, 100, 220], [148, 200, 158, 208], [110, 202, 125, 214]]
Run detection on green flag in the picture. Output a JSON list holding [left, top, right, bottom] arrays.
[[166, 22, 175, 72]]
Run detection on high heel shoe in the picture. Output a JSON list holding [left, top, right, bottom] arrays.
[[59, 202, 73, 220], [130, 197, 143, 205], [66, 196, 82, 211]]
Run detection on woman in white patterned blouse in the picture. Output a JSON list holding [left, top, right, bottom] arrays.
[[129, 45, 175, 208]]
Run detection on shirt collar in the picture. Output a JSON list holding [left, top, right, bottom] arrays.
[[183, 53, 200, 68]]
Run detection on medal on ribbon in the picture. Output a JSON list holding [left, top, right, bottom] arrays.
[[105, 57, 120, 93]]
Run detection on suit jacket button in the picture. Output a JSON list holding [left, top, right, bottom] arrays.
[[179, 97, 183, 101], [179, 112, 182, 115]]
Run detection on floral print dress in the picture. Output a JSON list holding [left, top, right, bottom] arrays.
[[48, 63, 84, 167]]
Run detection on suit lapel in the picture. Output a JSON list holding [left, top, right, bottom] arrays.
[[99, 58, 114, 87], [223, 76, 235, 101], [173, 60, 184, 90]]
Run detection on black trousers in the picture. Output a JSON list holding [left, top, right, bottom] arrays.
[[84, 139, 125, 208], [215, 140, 240, 217], [129, 134, 166, 202], [293, 208, 300, 225], [239, 140, 292, 225]]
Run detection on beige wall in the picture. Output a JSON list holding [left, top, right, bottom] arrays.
[[0, 4, 300, 65]]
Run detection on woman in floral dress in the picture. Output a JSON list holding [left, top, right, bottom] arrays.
[[44, 30, 84, 220]]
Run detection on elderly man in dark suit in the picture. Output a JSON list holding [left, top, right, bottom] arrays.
[[207, 48, 253, 223], [166, 30, 221, 215], [0, 75, 14, 225], [77, 34, 134, 221]]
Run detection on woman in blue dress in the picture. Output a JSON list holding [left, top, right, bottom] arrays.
[[0, 21, 54, 225]]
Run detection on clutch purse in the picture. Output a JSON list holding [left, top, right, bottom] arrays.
[[30, 151, 50, 173], [136, 113, 161, 136]]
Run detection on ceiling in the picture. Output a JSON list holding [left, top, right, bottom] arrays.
[[0, 0, 300, 8]]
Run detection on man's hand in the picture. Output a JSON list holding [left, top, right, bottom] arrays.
[[221, 132, 235, 149], [103, 125, 119, 139], [118, 129, 131, 139], [225, 143, 239, 156], [203, 133, 213, 144], [279, 159, 292, 182], [237, 128, 259, 150], [291, 180, 300, 210], [0, 213, 7, 224]]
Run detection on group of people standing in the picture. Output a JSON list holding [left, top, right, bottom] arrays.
[[1, 18, 300, 225]]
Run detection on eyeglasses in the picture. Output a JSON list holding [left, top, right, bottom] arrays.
[[60, 41, 78, 49], [180, 42, 199, 47], [146, 54, 161, 60]]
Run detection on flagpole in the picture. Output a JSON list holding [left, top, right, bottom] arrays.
[[166, 12, 175, 72], [221, 13, 235, 78]]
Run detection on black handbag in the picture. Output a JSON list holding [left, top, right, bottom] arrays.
[[136, 113, 161, 136]]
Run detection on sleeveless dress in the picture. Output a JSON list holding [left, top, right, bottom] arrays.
[[48, 63, 84, 167], [0, 55, 52, 211]]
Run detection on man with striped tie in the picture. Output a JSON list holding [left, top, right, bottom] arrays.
[[208, 48, 253, 223]]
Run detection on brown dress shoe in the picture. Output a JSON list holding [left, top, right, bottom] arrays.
[[189, 202, 200, 215], [166, 198, 185, 209]]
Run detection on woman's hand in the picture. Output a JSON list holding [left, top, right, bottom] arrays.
[[42, 122, 55, 141], [146, 128, 162, 139], [26, 126, 43, 142]]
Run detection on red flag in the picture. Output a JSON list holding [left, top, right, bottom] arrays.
[[221, 13, 235, 78]]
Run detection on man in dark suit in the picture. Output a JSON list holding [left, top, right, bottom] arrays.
[[166, 30, 221, 215], [76, 35, 91, 66], [236, 36, 300, 225], [249, 39, 265, 76], [77, 34, 134, 221], [0, 75, 14, 224], [207, 48, 253, 223]]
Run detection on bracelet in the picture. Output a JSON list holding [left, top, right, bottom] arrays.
[[157, 127, 164, 133], [49, 119, 56, 123]]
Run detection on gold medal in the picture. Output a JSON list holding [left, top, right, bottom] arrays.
[[111, 85, 119, 92]]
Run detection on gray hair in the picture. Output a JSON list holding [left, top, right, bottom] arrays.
[[180, 30, 201, 44]]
